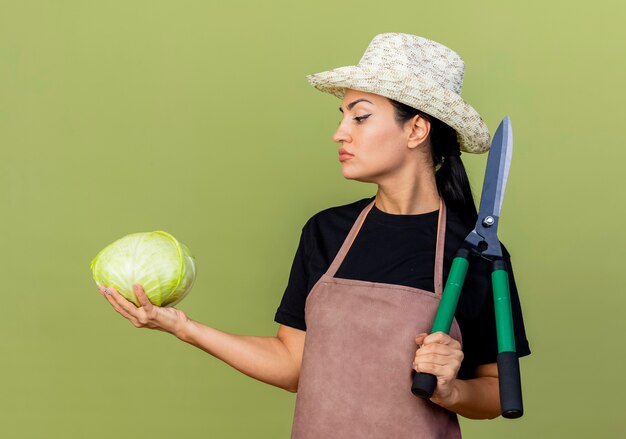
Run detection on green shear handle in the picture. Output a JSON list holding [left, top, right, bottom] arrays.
[[410, 249, 524, 419], [492, 259, 523, 419]]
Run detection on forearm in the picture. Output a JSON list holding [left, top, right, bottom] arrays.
[[433, 376, 500, 419], [175, 319, 299, 392]]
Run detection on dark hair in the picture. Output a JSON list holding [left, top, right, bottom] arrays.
[[388, 98, 477, 228]]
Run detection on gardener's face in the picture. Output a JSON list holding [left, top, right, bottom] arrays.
[[333, 89, 428, 184]]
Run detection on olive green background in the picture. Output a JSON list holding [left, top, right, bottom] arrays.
[[1, 0, 624, 437]]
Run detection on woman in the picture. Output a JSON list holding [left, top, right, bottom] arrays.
[[99, 33, 530, 438]]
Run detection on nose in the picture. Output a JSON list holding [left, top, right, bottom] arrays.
[[332, 118, 352, 144]]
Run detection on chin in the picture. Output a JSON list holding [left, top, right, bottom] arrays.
[[340, 167, 376, 183]]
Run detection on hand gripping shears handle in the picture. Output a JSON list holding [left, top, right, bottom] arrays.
[[410, 250, 524, 419], [411, 248, 470, 399]]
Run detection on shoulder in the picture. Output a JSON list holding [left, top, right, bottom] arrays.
[[442, 208, 473, 251], [297, 196, 375, 257], [302, 196, 375, 235]]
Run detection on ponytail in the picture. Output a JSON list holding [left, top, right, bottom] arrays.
[[388, 99, 478, 229]]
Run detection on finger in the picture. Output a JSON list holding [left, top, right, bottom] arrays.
[[414, 352, 461, 367], [414, 361, 459, 379], [414, 343, 463, 373], [415, 333, 428, 346], [416, 342, 462, 357], [423, 331, 450, 345], [414, 360, 441, 375], [97, 285, 107, 296], [107, 287, 141, 316], [103, 291, 141, 325], [423, 331, 460, 348], [134, 284, 153, 310]]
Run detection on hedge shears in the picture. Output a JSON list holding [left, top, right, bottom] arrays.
[[411, 116, 523, 419]]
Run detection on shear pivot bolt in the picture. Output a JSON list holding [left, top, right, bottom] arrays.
[[482, 216, 495, 227]]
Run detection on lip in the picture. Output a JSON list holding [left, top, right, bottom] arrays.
[[338, 148, 354, 162]]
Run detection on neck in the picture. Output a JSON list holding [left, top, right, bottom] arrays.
[[374, 174, 441, 215]]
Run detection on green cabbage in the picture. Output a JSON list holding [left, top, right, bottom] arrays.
[[90, 231, 196, 307]]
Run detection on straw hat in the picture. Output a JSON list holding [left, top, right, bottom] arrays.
[[306, 33, 491, 154]]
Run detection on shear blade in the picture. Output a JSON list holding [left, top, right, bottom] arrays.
[[466, 117, 513, 258]]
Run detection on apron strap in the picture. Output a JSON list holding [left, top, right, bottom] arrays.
[[325, 196, 447, 298], [325, 199, 377, 278], [433, 197, 447, 297]]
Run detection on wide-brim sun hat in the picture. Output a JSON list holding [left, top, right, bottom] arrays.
[[306, 33, 491, 154]]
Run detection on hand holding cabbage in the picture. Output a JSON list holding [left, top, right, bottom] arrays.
[[99, 283, 190, 335], [91, 231, 197, 334]]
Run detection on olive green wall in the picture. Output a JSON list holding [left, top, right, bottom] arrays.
[[1, 1, 624, 437]]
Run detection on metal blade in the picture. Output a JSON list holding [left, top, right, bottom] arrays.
[[477, 116, 513, 221], [465, 116, 513, 258]]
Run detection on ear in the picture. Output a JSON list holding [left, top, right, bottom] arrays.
[[407, 115, 431, 149]]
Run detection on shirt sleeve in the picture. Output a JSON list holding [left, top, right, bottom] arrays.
[[455, 242, 531, 379], [274, 224, 310, 331]]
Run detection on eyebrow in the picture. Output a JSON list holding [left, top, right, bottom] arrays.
[[339, 98, 373, 113]]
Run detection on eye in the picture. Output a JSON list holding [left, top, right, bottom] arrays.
[[354, 114, 371, 124]]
